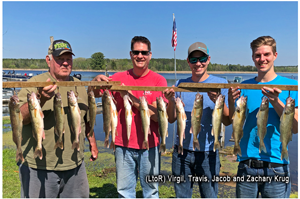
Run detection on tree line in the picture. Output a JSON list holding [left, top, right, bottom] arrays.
[[3, 52, 298, 72]]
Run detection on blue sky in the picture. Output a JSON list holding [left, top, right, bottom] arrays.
[[2, 1, 298, 66]]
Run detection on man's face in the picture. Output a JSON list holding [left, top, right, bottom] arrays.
[[46, 53, 73, 81], [130, 42, 152, 70], [252, 45, 277, 73], [187, 51, 210, 77]]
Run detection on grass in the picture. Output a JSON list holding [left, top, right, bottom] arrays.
[[2, 118, 298, 198]]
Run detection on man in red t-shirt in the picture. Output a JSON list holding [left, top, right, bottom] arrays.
[[92, 36, 167, 198]]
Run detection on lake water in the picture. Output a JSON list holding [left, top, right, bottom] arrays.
[[3, 69, 298, 191]]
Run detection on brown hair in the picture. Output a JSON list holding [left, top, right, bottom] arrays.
[[131, 36, 151, 51], [250, 36, 277, 54]]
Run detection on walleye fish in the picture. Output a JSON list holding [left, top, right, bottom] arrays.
[[67, 90, 81, 151], [9, 95, 24, 162], [232, 95, 247, 156], [176, 97, 187, 155], [157, 96, 168, 153], [257, 96, 269, 153], [212, 94, 225, 152], [140, 96, 151, 150], [280, 97, 295, 161], [102, 90, 112, 148], [190, 93, 203, 151], [88, 90, 97, 138], [53, 92, 65, 150], [110, 95, 118, 151], [27, 92, 45, 160], [123, 94, 133, 145]]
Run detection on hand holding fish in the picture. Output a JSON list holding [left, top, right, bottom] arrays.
[[228, 87, 241, 103], [261, 87, 282, 104], [38, 78, 57, 107], [90, 75, 112, 98], [207, 91, 220, 103], [163, 86, 175, 101]]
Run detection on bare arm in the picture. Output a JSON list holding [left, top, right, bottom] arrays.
[[163, 87, 177, 123], [228, 87, 241, 123], [85, 121, 99, 161]]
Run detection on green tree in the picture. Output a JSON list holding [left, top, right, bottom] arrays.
[[91, 52, 105, 70], [111, 61, 117, 70]]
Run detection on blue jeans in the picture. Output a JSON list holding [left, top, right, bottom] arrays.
[[172, 145, 220, 198], [236, 161, 291, 198], [115, 145, 160, 198]]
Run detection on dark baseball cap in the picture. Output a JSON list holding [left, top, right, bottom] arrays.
[[48, 39, 75, 57], [188, 42, 209, 58]]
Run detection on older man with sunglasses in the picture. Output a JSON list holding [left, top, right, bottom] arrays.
[[91, 36, 167, 198], [164, 42, 231, 198]]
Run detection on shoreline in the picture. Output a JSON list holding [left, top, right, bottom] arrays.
[[2, 68, 298, 74]]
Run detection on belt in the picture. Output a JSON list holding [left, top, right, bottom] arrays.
[[241, 159, 286, 168]]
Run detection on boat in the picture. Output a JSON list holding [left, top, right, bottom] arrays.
[[232, 76, 243, 83], [3, 71, 32, 81]]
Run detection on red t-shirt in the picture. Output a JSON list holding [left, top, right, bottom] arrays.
[[110, 69, 167, 149]]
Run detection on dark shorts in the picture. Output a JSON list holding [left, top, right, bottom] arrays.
[[19, 161, 89, 198]]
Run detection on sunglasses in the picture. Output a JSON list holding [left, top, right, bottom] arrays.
[[189, 56, 208, 64], [131, 50, 150, 56]]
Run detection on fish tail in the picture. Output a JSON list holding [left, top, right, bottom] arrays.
[[16, 148, 24, 162], [193, 140, 200, 151], [143, 141, 149, 151], [34, 148, 43, 160], [178, 145, 184, 155], [281, 148, 289, 161], [72, 141, 80, 151], [233, 144, 241, 156], [214, 141, 220, 152], [54, 140, 64, 150], [104, 139, 110, 148], [259, 141, 267, 153], [109, 141, 115, 152], [159, 144, 166, 154]]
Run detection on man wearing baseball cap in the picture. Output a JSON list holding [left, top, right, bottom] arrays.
[[163, 42, 231, 197], [17, 36, 98, 197]]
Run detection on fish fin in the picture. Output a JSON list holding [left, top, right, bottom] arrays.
[[143, 141, 149, 150], [178, 145, 184, 155], [104, 139, 110, 148], [281, 148, 289, 161], [190, 127, 193, 134], [233, 144, 242, 156], [43, 130, 45, 140], [34, 148, 43, 160], [147, 128, 151, 135], [32, 131, 37, 140], [166, 131, 168, 138], [214, 141, 220, 152], [159, 144, 165, 154], [256, 111, 259, 118], [211, 128, 214, 136], [72, 141, 80, 151], [54, 127, 59, 137], [39, 109, 44, 118], [34, 109, 37, 118], [193, 140, 200, 151], [183, 132, 185, 139], [259, 141, 267, 153], [110, 141, 115, 151], [77, 107, 81, 114], [54, 140, 64, 150]]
